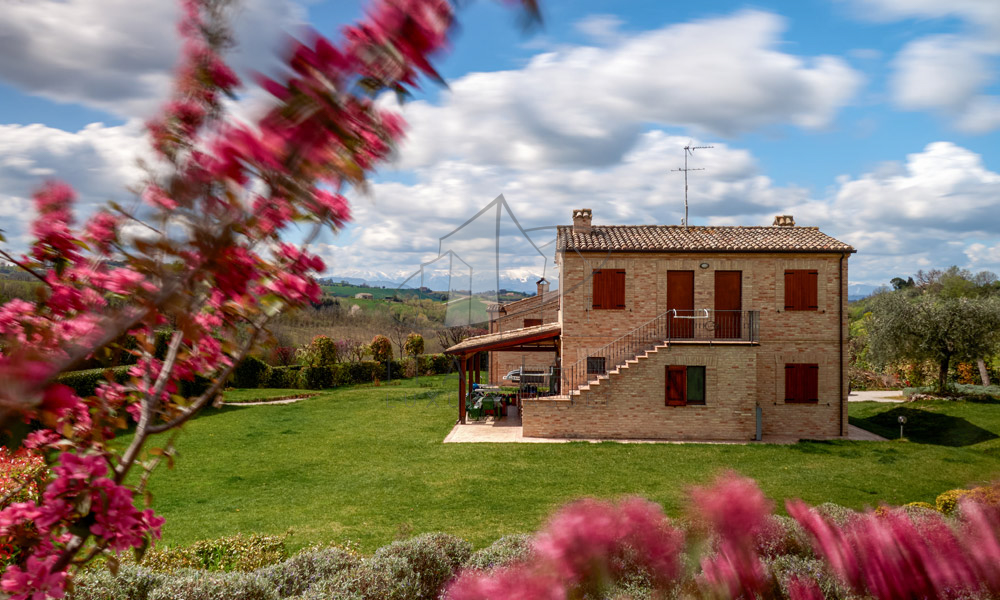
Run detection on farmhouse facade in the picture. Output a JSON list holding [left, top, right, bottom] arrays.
[[486, 278, 560, 385], [447, 209, 855, 442]]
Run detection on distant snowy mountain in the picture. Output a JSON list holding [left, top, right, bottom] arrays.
[[848, 283, 883, 302], [323, 272, 544, 293]]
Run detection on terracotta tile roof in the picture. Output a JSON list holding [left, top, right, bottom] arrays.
[[445, 322, 561, 355], [487, 291, 560, 315], [557, 225, 855, 253]]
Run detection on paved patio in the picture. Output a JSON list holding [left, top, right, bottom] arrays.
[[848, 390, 905, 403], [443, 416, 887, 443]]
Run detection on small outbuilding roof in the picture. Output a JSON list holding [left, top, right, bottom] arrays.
[[557, 225, 855, 254], [444, 322, 561, 355]]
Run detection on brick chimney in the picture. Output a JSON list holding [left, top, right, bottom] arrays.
[[573, 208, 593, 234], [772, 215, 795, 227], [536, 277, 550, 297]]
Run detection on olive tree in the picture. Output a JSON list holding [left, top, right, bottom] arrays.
[[866, 292, 1000, 394]]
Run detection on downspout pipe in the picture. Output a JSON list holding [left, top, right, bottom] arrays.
[[839, 253, 846, 436]]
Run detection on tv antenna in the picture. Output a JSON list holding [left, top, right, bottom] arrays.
[[672, 142, 713, 228]]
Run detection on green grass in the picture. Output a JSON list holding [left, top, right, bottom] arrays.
[[849, 399, 1000, 446], [444, 296, 490, 326], [129, 380, 1000, 554], [222, 389, 317, 403], [320, 283, 440, 300]]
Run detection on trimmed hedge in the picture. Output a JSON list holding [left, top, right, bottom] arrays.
[[232, 356, 272, 389], [57, 367, 212, 399], [267, 366, 301, 389], [57, 366, 132, 397]]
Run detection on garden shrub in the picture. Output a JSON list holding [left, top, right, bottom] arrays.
[[57, 366, 131, 397], [904, 501, 937, 512], [427, 354, 456, 375], [371, 532, 472, 600], [766, 554, 852, 600], [129, 533, 288, 573], [369, 335, 392, 363], [258, 547, 360, 597], [813, 502, 858, 527], [755, 514, 812, 559], [178, 375, 212, 399], [299, 365, 334, 390], [232, 356, 272, 389], [302, 555, 420, 600], [70, 565, 164, 600], [297, 335, 339, 367], [936, 488, 972, 514], [267, 366, 300, 389], [464, 534, 533, 571], [145, 569, 279, 600]]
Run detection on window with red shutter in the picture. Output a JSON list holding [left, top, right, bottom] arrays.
[[665, 365, 687, 406], [785, 363, 819, 403], [592, 269, 626, 310], [523, 318, 542, 328], [784, 270, 819, 311]]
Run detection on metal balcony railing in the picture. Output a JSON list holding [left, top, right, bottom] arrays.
[[558, 309, 759, 397]]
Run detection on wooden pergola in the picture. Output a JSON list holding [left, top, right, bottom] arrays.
[[443, 323, 561, 423]]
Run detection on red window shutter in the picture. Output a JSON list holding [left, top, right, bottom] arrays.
[[785, 364, 819, 403], [785, 364, 799, 402], [784, 271, 798, 310], [785, 270, 818, 311], [593, 270, 625, 309], [806, 364, 819, 402], [806, 271, 819, 310], [524, 318, 542, 328], [613, 270, 626, 308], [665, 365, 687, 406], [592, 270, 605, 309]]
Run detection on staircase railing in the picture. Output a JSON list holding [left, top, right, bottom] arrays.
[[558, 309, 759, 397]]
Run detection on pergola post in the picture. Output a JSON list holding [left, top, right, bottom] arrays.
[[474, 352, 481, 384], [458, 355, 466, 424], [466, 356, 474, 399]]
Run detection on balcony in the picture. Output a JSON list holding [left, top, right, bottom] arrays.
[[664, 309, 760, 344]]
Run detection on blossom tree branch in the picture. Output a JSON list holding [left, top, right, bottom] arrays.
[[0, 0, 541, 596]]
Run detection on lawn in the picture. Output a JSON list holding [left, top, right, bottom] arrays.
[[130, 378, 1000, 554]]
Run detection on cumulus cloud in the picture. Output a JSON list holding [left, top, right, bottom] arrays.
[[788, 142, 1000, 283], [392, 10, 861, 171], [846, 0, 1000, 133], [0, 0, 304, 119], [0, 121, 150, 248], [315, 131, 806, 285]]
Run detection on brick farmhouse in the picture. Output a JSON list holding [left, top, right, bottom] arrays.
[[447, 208, 856, 441]]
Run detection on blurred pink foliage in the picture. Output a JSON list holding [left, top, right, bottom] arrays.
[[0, 0, 538, 597], [447, 473, 1000, 600]]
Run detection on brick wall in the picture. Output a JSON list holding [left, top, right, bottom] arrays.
[[523, 345, 757, 440], [488, 293, 560, 385], [536, 250, 850, 440]]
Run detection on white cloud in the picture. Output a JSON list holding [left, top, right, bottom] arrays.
[[574, 14, 625, 45], [317, 131, 807, 286], [0, 121, 150, 247], [392, 10, 861, 171], [847, 0, 1000, 132], [0, 0, 304, 119], [789, 142, 1000, 283]]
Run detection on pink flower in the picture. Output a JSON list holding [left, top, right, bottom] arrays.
[[690, 473, 774, 597], [1, 550, 68, 600], [142, 186, 178, 211], [447, 567, 565, 600], [84, 211, 118, 252]]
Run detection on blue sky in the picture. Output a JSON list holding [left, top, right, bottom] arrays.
[[1, 0, 999, 292]]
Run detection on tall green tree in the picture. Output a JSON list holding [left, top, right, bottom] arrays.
[[867, 292, 1000, 393]]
